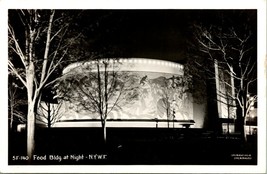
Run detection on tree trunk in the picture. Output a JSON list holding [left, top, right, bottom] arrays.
[[243, 116, 247, 141], [10, 102, 14, 131], [235, 107, 245, 140], [27, 101, 36, 161], [166, 106, 170, 128], [236, 93, 247, 141], [103, 63, 108, 144], [47, 102, 51, 128], [241, 107, 247, 141], [103, 122, 107, 143], [26, 61, 36, 161]]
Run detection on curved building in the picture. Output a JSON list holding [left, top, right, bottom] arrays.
[[39, 58, 198, 128]]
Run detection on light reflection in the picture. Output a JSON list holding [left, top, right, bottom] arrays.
[[63, 58, 184, 74]]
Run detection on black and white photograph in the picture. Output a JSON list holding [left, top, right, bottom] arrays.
[[1, 0, 266, 173]]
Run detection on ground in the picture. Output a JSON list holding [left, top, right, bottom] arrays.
[[9, 127, 257, 165]]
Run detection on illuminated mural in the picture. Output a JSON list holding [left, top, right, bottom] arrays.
[[39, 58, 194, 127]]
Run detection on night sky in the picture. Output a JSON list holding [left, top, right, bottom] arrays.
[[76, 10, 199, 63], [75, 9, 256, 63], [103, 10, 191, 61], [8, 9, 257, 63]]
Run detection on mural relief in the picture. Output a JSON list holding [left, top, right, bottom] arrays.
[[60, 71, 193, 121]]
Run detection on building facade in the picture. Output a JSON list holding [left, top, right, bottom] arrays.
[[37, 58, 207, 128]]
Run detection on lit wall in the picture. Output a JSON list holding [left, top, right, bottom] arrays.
[[49, 58, 204, 128]]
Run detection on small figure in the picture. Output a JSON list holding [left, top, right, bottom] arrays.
[[140, 75, 148, 85]]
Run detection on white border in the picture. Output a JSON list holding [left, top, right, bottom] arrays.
[[0, 0, 265, 9], [0, 0, 266, 173]]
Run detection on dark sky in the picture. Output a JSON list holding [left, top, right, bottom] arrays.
[[108, 10, 190, 61], [77, 9, 256, 63], [9, 9, 257, 63], [78, 10, 196, 63]]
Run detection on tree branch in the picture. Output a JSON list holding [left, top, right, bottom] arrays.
[[8, 61, 27, 87], [40, 10, 55, 83], [8, 24, 27, 68]]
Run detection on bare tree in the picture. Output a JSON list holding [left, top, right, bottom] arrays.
[[156, 75, 191, 128], [157, 79, 172, 128], [8, 79, 27, 130], [35, 86, 65, 128], [8, 10, 81, 160], [190, 18, 257, 139], [57, 59, 139, 143], [36, 100, 64, 128]]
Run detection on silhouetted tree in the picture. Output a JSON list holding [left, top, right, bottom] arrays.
[[188, 11, 257, 139], [36, 89, 64, 128], [8, 9, 82, 160], [8, 77, 27, 130], [56, 59, 139, 143]]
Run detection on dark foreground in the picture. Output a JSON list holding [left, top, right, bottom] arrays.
[[9, 128, 257, 165]]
